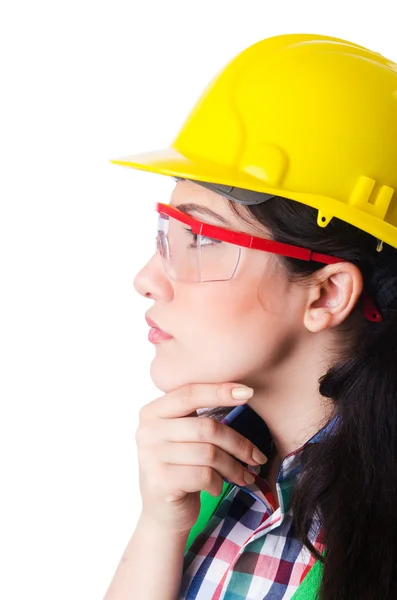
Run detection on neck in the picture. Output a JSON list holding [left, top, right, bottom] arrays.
[[245, 338, 336, 461]]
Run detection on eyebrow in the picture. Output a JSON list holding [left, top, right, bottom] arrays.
[[175, 203, 232, 226]]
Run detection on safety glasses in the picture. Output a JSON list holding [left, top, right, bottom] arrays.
[[154, 202, 382, 322]]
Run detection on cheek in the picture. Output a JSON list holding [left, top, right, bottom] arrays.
[[179, 278, 290, 367], [184, 278, 264, 328], [149, 269, 299, 392], [196, 262, 290, 327]]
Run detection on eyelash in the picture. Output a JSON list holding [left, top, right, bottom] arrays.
[[184, 228, 222, 247]]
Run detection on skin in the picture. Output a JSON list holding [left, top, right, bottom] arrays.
[[133, 179, 364, 501]]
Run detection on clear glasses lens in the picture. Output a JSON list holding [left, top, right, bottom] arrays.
[[157, 212, 241, 282]]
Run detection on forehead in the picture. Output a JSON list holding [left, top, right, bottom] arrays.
[[169, 179, 264, 234], [170, 179, 231, 213]]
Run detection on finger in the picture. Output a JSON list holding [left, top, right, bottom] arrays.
[[140, 382, 254, 421], [161, 417, 268, 467], [160, 464, 226, 499], [158, 441, 256, 487]]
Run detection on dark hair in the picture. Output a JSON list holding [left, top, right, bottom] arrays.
[[181, 178, 397, 599]]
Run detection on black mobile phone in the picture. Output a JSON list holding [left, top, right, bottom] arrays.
[[221, 403, 274, 466]]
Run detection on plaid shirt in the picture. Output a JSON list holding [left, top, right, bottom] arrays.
[[180, 406, 338, 600]]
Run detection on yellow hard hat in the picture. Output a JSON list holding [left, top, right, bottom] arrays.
[[111, 33, 397, 250]]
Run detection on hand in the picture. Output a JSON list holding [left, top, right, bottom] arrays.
[[135, 382, 268, 536]]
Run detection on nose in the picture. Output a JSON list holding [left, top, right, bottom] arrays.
[[133, 248, 174, 301]]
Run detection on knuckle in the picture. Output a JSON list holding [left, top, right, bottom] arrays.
[[220, 382, 240, 402], [215, 482, 224, 496], [138, 397, 160, 423], [135, 425, 150, 447], [200, 466, 214, 486], [216, 383, 228, 402], [198, 417, 218, 441], [210, 475, 223, 497], [138, 406, 146, 422], [202, 443, 218, 464], [138, 403, 151, 423]]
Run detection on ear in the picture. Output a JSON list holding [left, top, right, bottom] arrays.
[[303, 264, 364, 332]]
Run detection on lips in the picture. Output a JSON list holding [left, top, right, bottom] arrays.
[[145, 314, 173, 338]]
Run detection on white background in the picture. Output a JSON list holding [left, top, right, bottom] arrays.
[[1, 1, 396, 598]]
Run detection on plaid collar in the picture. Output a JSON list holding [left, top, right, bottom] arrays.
[[221, 405, 340, 513]]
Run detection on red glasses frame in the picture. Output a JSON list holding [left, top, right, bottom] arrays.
[[155, 202, 382, 322]]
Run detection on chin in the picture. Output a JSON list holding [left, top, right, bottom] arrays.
[[149, 360, 207, 394], [149, 361, 184, 394], [149, 362, 239, 396]]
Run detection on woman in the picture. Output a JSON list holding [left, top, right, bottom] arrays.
[[104, 33, 397, 599]]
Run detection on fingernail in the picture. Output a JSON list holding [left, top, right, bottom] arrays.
[[243, 471, 255, 484], [252, 447, 268, 464], [231, 387, 254, 401]]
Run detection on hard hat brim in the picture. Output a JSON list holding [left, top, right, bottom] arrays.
[[110, 147, 397, 250], [109, 146, 258, 188]]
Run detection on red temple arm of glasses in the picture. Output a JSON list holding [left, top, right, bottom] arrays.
[[155, 202, 382, 322]]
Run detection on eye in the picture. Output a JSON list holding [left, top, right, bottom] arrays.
[[184, 228, 222, 248]]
